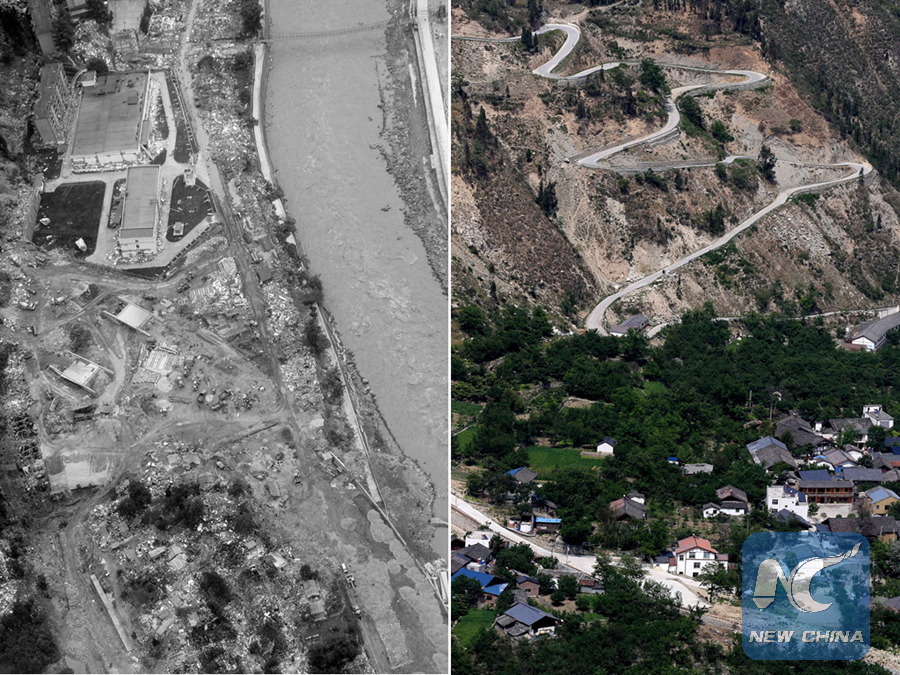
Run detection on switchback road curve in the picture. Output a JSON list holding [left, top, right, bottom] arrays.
[[451, 23, 874, 332]]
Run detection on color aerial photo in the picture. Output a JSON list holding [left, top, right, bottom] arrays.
[[450, 0, 900, 673], [0, 0, 448, 671]]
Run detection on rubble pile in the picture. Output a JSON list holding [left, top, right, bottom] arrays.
[[71, 21, 114, 67], [190, 0, 243, 41], [0, 61, 38, 158], [262, 281, 297, 343], [70, 433, 349, 672], [188, 47, 255, 179], [188, 257, 249, 314], [183, 235, 227, 268], [281, 353, 319, 401]]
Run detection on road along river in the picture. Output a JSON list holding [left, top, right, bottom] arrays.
[[266, 0, 447, 557], [452, 22, 874, 333]]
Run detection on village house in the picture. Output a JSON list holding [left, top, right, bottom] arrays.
[[766, 484, 809, 521], [864, 405, 895, 430], [775, 414, 828, 450], [862, 487, 900, 515], [451, 568, 508, 608], [609, 496, 646, 520], [821, 418, 871, 445], [577, 576, 605, 595], [702, 498, 749, 518], [595, 437, 616, 456], [822, 516, 900, 543], [534, 516, 562, 534], [495, 602, 561, 639], [842, 467, 885, 485], [515, 575, 540, 597], [669, 536, 728, 577], [609, 314, 649, 337], [799, 478, 854, 505], [457, 543, 492, 565], [507, 467, 538, 485], [703, 485, 751, 516], [846, 314, 900, 351], [747, 436, 798, 470]]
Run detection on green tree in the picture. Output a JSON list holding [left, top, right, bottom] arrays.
[[868, 425, 888, 449], [550, 588, 565, 605], [85, 0, 112, 25], [451, 575, 484, 620], [465, 472, 486, 497], [86, 56, 109, 75], [560, 518, 593, 546], [678, 95, 704, 129], [558, 574, 579, 599], [535, 179, 558, 216], [495, 587, 515, 613], [758, 144, 777, 182], [520, 26, 534, 51], [639, 58, 667, 93], [540, 556, 558, 570], [710, 120, 733, 143], [52, 11, 76, 52], [239, 0, 263, 36], [536, 572, 555, 595], [496, 543, 536, 574]]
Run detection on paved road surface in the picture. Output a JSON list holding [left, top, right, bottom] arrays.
[[451, 493, 707, 608], [584, 159, 871, 332]]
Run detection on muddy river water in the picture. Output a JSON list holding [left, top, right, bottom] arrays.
[[265, 0, 447, 557]]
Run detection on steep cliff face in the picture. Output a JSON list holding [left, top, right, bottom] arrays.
[[451, 0, 900, 327]]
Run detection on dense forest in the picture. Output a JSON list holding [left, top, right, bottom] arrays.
[[453, 304, 900, 546]]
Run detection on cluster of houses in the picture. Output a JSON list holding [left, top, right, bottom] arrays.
[[450, 530, 602, 640], [687, 406, 900, 538]]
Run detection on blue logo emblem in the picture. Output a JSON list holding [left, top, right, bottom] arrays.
[[742, 532, 869, 660]]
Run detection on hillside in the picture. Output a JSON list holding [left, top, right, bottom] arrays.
[[451, 0, 900, 329]]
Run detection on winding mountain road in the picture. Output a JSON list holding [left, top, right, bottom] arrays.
[[452, 22, 874, 332]]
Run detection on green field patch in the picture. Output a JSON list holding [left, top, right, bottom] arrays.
[[452, 400, 483, 417], [526, 446, 605, 477], [453, 609, 497, 648], [642, 380, 668, 395]]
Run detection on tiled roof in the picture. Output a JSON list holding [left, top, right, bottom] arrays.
[[674, 535, 717, 555]]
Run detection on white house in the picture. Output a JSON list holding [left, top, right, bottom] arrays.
[[465, 530, 493, 549], [702, 503, 722, 518], [766, 484, 809, 521], [595, 437, 616, 456], [702, 500, 748, 518], [864, 405, 895, 430], [669, 535, 728, 577], [847, 313, 900, 351]]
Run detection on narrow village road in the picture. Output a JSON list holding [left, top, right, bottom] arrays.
[[451, 493, 707, 608]]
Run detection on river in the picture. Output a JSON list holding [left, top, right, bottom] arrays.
[[265, 0, 447, 558]]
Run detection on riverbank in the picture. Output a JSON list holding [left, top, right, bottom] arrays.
[[263, 0, 447, 562]]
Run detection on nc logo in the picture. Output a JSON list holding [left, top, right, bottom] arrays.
[[752, 544, 861, 613]]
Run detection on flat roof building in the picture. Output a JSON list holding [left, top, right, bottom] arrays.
[[119, 165, 160, 253], [34, 63, 71, 149], [71, 72, 148, 166]]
